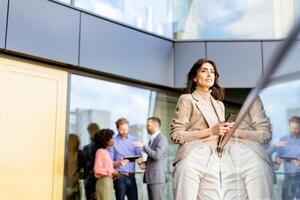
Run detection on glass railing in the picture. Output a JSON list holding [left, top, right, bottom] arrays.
[[58, 0, 174, 39], [219, 12, 300, 200]]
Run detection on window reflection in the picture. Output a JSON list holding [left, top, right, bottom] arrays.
[[66, 74, 179, 200], [55, 0, 300, 40], [74, 0, 174, 38], [259, 77, 300, 200], [151, 92, 179, 199], [67, 133, 80, 200], [69, 74, 151, 148], [176, 0, 299, 40]]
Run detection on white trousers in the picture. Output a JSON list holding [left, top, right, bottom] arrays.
[[172, 143, 273, 200]]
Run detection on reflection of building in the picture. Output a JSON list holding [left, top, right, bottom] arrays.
[[129, 124, 145, 140], [179, 0, 295, 39], [69, 108, 111, 148], [287, 108, 300, 120], [153, 93, 178, 142]]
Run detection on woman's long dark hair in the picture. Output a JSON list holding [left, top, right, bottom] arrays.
[[183, 58, 224, 101]]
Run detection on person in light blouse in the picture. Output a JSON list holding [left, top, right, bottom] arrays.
[[94, 129, 128, 200]]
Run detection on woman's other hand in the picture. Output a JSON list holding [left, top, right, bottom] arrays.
[[112, 170, 120, 180]]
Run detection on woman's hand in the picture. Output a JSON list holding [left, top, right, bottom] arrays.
[[112, 170, 120, 180], [210, 122, 232, 136], [273, 157, 283, 170], [275, 140, 288, 148], [292, 159, 300, 166], [224, 122, 234, 129], [233, 130, 246, 138]]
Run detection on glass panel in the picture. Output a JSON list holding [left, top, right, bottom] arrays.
[[66, 74, 179, 200], [259, 75, 300, 199], [223, 88, 251, 116], [74, 0, 174, 38], [151, 92, 179, 199], [69, 75, 151, 147], [231, 15, 300, 199], [71, 0, 300, 40], [175, 0, 300, 40]]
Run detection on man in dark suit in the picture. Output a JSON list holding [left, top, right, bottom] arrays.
[[80, 123, 101, 200], [134, 116, 169, 200]]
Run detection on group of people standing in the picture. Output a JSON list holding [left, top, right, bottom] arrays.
[[267, 116, 300, 200], [81, 117, 168, 200]]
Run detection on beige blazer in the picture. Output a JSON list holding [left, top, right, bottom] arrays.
[[170, 90, 272, 165], [170, 89, 225, 165], [236, 97, 272, 165]]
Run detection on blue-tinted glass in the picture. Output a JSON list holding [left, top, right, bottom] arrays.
[[175, 0, 298, 40], [74, 0, 173, 38], [72, 0, 300, 40], [239, 15, 300, 198]]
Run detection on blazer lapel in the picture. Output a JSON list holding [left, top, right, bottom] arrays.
[[195, 100, 215, 128], [211, 98, 225, 122], [149, 133, 159, 149]]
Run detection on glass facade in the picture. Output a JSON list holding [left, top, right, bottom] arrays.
[[67, 74, 179, 200], [239, 33, 300, 199], [175, 0, 298, 40], [56, 0, 300, 40], [56, 1, 300, 198], [74, 0, 174, 38]]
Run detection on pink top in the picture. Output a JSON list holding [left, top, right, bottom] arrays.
[[94, 148, 114, 178]]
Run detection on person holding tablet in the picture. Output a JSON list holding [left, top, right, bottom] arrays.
[[109, 117, 142, 200], [272, 116, 300, 200]]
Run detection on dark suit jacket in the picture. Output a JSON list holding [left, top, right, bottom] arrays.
[[142, 133, 168, 184]]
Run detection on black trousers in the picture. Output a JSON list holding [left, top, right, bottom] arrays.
[[84, 177, 96, 200], [113, 175, 138, 200]]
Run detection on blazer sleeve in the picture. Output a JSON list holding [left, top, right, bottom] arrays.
[[170, 95, 201, 144], [142, 134, 168, 160], [239, 97, 272, 143]]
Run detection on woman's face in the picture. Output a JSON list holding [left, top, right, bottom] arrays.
[[193, 62, 215, 90]]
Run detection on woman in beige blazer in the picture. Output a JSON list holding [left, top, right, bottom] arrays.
[[171, 58, 272, 200]]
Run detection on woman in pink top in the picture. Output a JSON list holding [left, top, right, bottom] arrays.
[[94, 129, 119, 200]]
